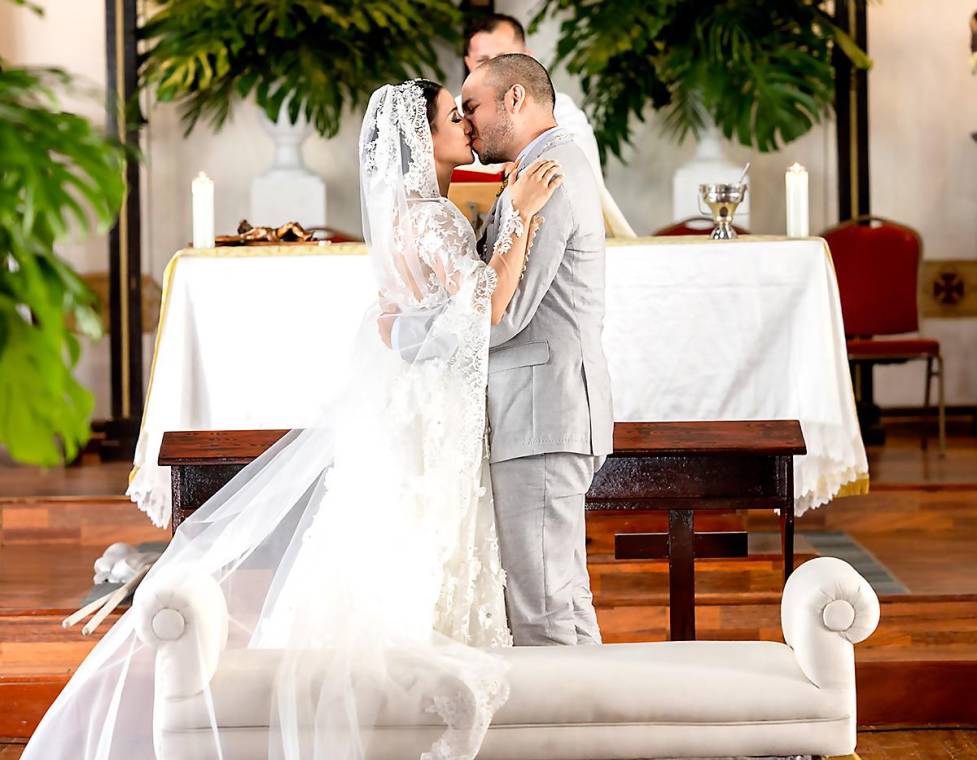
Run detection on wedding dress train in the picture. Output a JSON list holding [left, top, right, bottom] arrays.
[[22, 81, 518, 760]]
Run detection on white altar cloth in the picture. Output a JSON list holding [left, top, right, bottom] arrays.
[[129, 237, 868, 527]]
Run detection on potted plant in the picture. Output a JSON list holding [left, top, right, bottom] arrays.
[[0, 50, 126, 464], [138, 0, 462, 227], [532, 0, 871, 160]]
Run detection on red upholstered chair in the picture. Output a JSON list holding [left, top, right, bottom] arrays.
[[821, 215, 945, 454], [655, 216, 749, 237]]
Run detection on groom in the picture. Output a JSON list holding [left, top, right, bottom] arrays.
[[461, 54, 614, 646]]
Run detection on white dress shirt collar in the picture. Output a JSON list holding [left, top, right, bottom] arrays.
[[514, 125, 563, 168]]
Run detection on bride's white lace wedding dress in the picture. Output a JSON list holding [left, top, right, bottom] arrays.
[[22, 82, 520, 760]]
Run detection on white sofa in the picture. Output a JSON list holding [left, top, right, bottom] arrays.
[[135, 557, 879, 760]]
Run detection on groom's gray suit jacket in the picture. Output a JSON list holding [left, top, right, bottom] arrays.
[[480, 129, 614, 464]]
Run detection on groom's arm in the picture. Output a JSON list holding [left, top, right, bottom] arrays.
[[382, 307, 453, 363], [489, 187, 573, 347]]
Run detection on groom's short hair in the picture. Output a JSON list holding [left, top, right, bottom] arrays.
[[481, 53, 555, 112]]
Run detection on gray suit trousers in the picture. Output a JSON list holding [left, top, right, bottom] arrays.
[[490, 452, 605, 646]]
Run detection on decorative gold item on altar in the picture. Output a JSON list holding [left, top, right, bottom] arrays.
[[698, 183, 748, 240], [215, 219, 316, 246]]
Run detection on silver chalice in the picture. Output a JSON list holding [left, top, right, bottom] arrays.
[[698, 183, 748, 239]]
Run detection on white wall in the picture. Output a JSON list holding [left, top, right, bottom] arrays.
[[0, 0, 109, 275], [867, 0, 977, 407], [3, 0, 975, 416]]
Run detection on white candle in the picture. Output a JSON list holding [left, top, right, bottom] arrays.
[[785, 162, 809, 237], [192, 171, 215, 248]]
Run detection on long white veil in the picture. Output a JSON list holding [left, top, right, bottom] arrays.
[[22, 81, 509, 760]]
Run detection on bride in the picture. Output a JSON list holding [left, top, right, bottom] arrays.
[[21, 80, 564, 759]]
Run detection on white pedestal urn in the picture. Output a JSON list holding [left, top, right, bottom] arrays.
[[672, 122, 750, 230], [250, 104, 327, 229]]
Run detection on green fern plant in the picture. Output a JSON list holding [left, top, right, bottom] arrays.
[[0, 62, 126, 465], [531, 0, 872, 161], [139, 0, 462, 136]]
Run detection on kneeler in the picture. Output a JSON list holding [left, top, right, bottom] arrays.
[[160, 420, 805, 643], [585, 420, 804, 640]]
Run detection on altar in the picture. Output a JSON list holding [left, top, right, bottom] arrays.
[[128, 236, 868, 527]]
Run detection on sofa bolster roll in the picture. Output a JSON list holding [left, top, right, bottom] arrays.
[[780, 556, 880, 689], [134, 568, 229, 698]]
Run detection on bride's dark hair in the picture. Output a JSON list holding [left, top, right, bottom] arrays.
[[413, 79, 444, 130]]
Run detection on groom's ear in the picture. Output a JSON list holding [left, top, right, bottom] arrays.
[[508, 84, 528, 114]]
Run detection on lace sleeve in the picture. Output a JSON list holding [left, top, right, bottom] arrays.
[[409, 200, 492, 299], [491, 199, 525, 258]]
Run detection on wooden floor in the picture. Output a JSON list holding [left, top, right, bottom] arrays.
[[1, 425, 976, 746], [862, 418, 977, 486], [0, 454, 131, 499], [857, 728, 977, 758]]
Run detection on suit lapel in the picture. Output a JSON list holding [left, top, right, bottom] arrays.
[[480, 195, 502, 262], [480, 129, 569, 262]]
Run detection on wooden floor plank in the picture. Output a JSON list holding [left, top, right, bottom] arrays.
[[856, 728, 977, 759]]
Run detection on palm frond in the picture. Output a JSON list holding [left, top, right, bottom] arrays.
[[139, 0, 461, 138]]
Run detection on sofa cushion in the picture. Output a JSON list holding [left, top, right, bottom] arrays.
[[160, 641, 845, 733]]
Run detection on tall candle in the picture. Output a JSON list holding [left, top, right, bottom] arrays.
[[785, 162, 809, 237], [192, 171, 214, 248]]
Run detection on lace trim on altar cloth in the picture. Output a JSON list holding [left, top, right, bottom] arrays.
[[792, 422, 870, 515], [125, 464, 172, 528]]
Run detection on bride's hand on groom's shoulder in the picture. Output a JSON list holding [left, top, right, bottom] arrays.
[[509, 158, 564, 219]]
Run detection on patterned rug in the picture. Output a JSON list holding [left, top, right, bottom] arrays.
[[800, 531, 908, 595], [751, 530, 908, 595]]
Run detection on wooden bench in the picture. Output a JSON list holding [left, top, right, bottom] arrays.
[[159, 420, 806, 642]]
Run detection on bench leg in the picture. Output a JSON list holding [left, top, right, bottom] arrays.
[[781, 505, 795, 584], [667, 509, 695, 641], [781, 455, 796, 585]]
